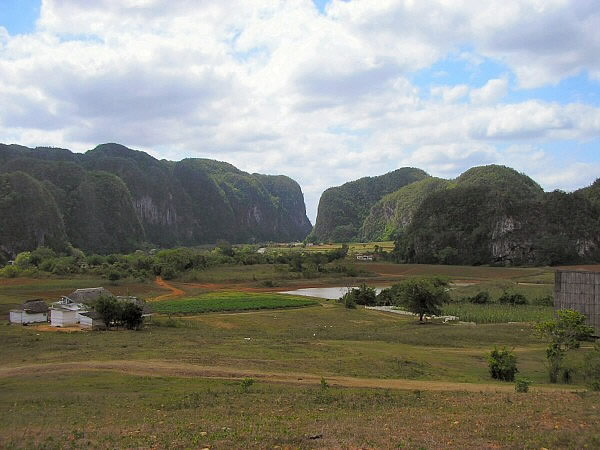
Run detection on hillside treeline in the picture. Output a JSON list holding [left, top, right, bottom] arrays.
[[312, 165, 600, 266], [0, 143, 312, 258]]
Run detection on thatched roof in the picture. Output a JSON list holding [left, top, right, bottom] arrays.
[[67, 287, 112, 304], [22, 299, 48, 313]]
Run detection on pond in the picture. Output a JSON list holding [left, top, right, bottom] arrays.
[[279, 286, 387, 300]]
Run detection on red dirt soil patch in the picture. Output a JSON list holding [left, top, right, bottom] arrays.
[[149, 277, 185, 302], [30, 324, 85, 333]]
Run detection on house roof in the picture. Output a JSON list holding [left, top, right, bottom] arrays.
[[67, 287, 112, 304], [22, 299, 49, 313], [79, 311, 104, 321]]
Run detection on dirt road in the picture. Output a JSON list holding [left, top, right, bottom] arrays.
[[0, 359, 575, 393]]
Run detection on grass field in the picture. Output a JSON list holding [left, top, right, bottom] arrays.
[[1, 262, 599, 447], [152, 291, 319, 314], [1, 372, 598, 449], [442, 303, 555, 323]]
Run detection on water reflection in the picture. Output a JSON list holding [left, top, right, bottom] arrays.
[[280, 286, 386, 300]]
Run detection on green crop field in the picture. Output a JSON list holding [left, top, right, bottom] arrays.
[[151, 291, 320, 314], [442, 303, 554, 323]]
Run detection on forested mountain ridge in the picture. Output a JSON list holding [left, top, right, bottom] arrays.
[[308, 167, 428, 242], [0, 143, 312, 256], [314, 164, 600, 265]]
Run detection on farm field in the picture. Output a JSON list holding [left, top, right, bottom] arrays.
[[151, 291, 319, 314], [1, 262, 599, 447]]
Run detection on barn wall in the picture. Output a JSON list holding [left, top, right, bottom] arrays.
[[50, 309, 78, 327], [9, 311, 23, 324], [554, 270, 600, 334]]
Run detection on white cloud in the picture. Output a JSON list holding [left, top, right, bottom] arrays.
[[431, 84, 469, 103], [0, 0, 599, 221], [470, 77, 508, 104]]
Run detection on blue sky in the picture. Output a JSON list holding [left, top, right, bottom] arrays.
[[0, 0, 599, 222], [0, 0, 39, 34]]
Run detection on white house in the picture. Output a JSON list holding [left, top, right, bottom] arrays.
[[9, 299, 49, 324], [50, 296, 88, 327], [78, 311, 106, 330]]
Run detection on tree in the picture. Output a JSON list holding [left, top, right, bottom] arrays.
[[536, 309, 594, 383], [95, 295, 123, 329], [121, 302, 144, 330], [339, 284, 377, 307], [488, 347, 518, 381], [584, 341, 600, 391], [394, 277, 450, 322]]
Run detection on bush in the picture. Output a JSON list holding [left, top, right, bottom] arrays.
[[498, 291, 528, 305], [515, 377, 531, 393], [537, 309, 594, 383], [584, 341, 600, 391], [240, 377, 255, 393], [0, 265, 20, 278], [339, 284, 376, 307], [340, 292, 356, 309], [488, 347, 518, 381], [532, 295, 554, 306], [469, 291, 490, 304]]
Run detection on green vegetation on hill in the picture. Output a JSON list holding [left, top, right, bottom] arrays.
[[0, 171, 68, 257], [0, 143, 312, 256], [309, 167, 428, 242], [361, 177, 450, 241], [577, 178, 600, 209], [396, 167, 600, 265], [311, 164, 600, 266]]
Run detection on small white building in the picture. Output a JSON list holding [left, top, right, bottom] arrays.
[[50, 296, 87, 327], [356, 254, 373, 261], [78, 311, 106, 330], [9, 300, 49, 324]]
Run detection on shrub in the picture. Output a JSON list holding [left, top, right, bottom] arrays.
[[469, 291, 490, 304], [584, 341, 600, 391], [339, 284, 376, 307], [240, 378, 255, 393], [0, 265, 20, 278], [532, 295, 554, 306], [488, 347, 518, 381], [498, 291, 528, 305], [537, 309, 594, 383], [515, 377, 531, 393]]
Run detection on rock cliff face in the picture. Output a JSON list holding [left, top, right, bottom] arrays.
[[0, 143, 312, 255]]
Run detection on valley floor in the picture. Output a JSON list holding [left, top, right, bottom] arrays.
[[1, 263, 599, 448]]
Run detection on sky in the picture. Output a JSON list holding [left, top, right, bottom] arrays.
[[1, 0, 599, 223]]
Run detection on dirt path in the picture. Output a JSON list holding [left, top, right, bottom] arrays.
[[0, 359, 576, 393], [149, 277, 185, 302]]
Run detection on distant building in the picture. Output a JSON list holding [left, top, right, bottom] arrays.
[[66, 287, 112, 304], [50, 296, 88, 327], [78, 311, 106, 330], [356, 254, 373, 261], [9, 299, 49, 324], [555, 270, 600, 335]]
